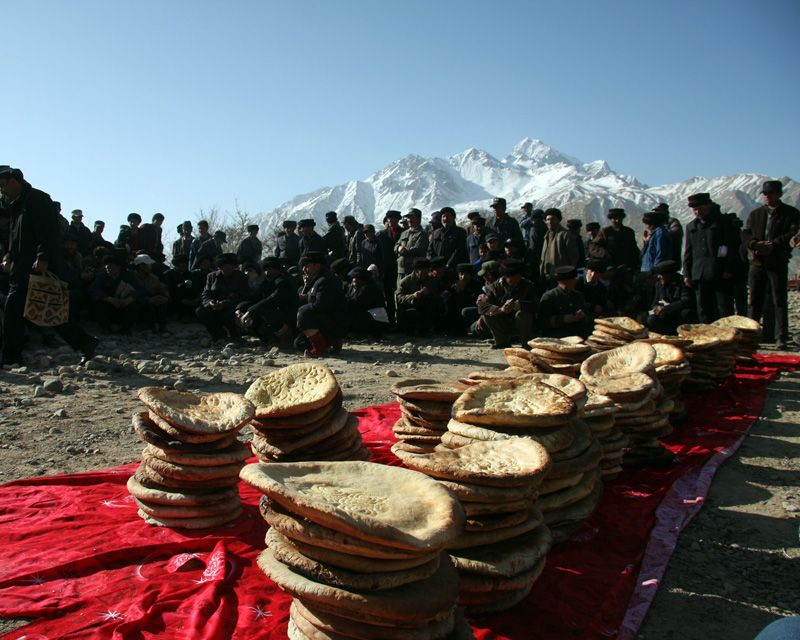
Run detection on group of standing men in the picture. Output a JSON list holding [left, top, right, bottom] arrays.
[[1, 164, 798, 365]]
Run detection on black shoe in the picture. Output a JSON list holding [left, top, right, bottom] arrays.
[[79, 336, 99, 366], [490, 341, 512, 350], [777, 341, 790, 351]]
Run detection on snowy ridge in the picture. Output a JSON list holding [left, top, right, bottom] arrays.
[[262, 137, 798, 231]]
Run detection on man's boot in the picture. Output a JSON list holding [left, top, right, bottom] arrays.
[[329, 336, 343, 354], [304, 332, 328, 358]]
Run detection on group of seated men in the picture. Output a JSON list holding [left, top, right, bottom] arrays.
[[3, 183, 795, 358]]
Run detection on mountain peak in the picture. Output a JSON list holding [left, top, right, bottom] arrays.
[[506, 137, 578, 167]]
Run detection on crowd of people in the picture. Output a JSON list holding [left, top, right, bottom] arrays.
[[1, 165, 798, 365]]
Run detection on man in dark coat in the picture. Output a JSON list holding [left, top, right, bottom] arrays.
[[376, 210, 402, 323], [323, 211, 347, 261], [189, 220, 212, 269], [682, 193, 737, 323], [88, 252, 146, 334], [645, 260, 693, 335], [539, 208, 580, 290], [195, 253, 249, 342], [236, 256, 297, 345], [566, 219, 586, 269], [172, 220, 194, 261], [466, 214, 487, 263], [576, 258, 612, 320], [162, 254, 201, 322], [274, 220, 301, 267], [595, 209, 640, 270], [358, 224, 383, 270], [342, 215, 365, 265], [237, 224, 263, 265], [0, 167, 98, 365], [441, 263, 481, 336], [395, 257, 441, 336], [395, 208, 429, 285], [485, 197, 523, 247], [344, 266, 387, 337], [68, 209, 93, 256], [298, 219, 327, 265], [477, 258, 537, 348], [197, 230, 227, 264], [742, 180, 800, 348], [427, 206, 468, 268], [297, 251, 346, 357], [115, 212, 145, 257], [538, 266, 592, 338]]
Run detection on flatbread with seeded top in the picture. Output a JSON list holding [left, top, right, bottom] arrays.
[[138, 387, 254, 434], [245, 363, 340, 418]]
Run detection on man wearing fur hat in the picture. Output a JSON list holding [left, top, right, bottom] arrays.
[[683, 193, 737, 323], [742, 180, 800, 348]]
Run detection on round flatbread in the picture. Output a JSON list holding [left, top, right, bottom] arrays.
[[142, 442, 251, 467], [450, 525, 552, 578], [245, 363, 340, 418], [446, 418, 575, 454], [241, 460, 464, 552], [580, 342, 656, 381], [126, 474, 238, 506], [389, 379, 467, 402], [452, 379, 576, 428], [392, 437, 550, 488], [147, 411, 239, 444], [138, 505, 241, 529], [132, 412, 239, 451], [138, 387, 254, 435]]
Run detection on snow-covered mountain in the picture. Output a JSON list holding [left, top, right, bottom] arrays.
[[260, 138, 799, 233]]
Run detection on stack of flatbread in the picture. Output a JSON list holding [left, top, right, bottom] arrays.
[[646, 340, 692, 423], [580, 343, 673, 467], [392, 438, 552, 615], [677, 324, 740, 391], [245, 363, 370, 463], [389, 379, 468, 455], [712, 315, 762, 364], [586, 316, 648, 351], [580, 389, 626, 480], [240, 461, 470, 639], [442, 377, 602, 545], [524, 337, 593, 376], [128, 387, 254, 528]]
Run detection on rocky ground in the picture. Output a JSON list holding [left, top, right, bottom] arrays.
[[1, 295, 799, 638]]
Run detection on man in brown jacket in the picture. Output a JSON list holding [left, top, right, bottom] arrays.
[[539, 208, 580, 291], [742, 180, 800, 348]]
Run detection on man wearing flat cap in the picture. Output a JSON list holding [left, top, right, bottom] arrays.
[[396, 257, 440, 336], [441, 263, 481, 336], [466, 216, 487, 264], [237, 224, 263, 265], [651, 203, 683, 264], [88, 252, 146, 335], [172, 220, 194, 262], [235, 256, 298, 345], [576, 258, 612, 319], [68, 209, 93, 256], [162, 253, 202, 322], [0, 167, 99, 365], [297, 218, 327, 267], [342, 215, 365, 266], [485, 197, 524, 248], [297, 250, 346, 357], [645, 260, 693, 335], [741, 180, 799, 348], [197, 229, 227, 265], [376, 210, 402, 323], [323, 211, 347, 262], [189, 220, 212, 270], [195, 252, 249, 342], [682, 193, 737, 323], [477, 258, 537, 348], [594, 208, 640, 270], [566, 219, 586, 269], [274, 220, 301, 267], [395, 208, 429, 286], [115, 212, 144, 256], [538, 265, 591, 338], [540, 208, 580, 291], [428, 206, 468, 269]]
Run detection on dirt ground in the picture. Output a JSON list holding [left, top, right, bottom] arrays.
[[0, 321, 798, 638]]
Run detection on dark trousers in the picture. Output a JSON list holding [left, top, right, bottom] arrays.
[[748, 264, 788, 343], [93, 299, 139, 333], [297, 304, 343, 341], [383, 274, 397, 324], [3, 272, 93, 363], [396, 298, 440, 335], [694, 279, 733, 324], [196, 304, 241, 341]]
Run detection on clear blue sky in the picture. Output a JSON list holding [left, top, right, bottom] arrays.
[[4, 0, 798, 234]]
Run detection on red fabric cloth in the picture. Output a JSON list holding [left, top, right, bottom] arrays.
[[0, 354, 797, 640]]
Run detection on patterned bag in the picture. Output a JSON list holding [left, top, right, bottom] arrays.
[[23, 272, 69, 327]]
